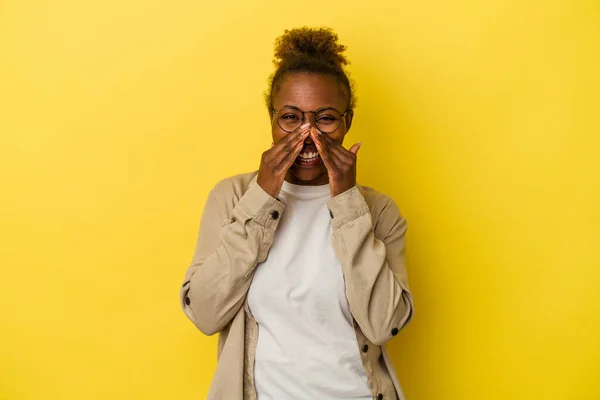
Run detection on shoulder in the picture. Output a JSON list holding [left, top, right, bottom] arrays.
[[357, 183, 406, 239], [357, 183, 402, 218], [209, 170, 259, 204]]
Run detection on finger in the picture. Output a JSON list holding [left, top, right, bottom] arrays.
[[312, 130, 348, 162], [318, 129, 342, 150], [273, 123, 311, 148], [309, 129, 326, 156], [318, 131, 358, 166], [310, 129, 340, 171], [273, 127, 301, 149], [348, 142, 361, 155], [265, 126, 308, 163], [276, 136, 306, 172], [327, 146, 350, 171], [329, 143, 355, 167], [276, 124, 310, 150], [272, 127, 310, 165]]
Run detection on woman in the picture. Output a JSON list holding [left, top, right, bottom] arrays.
[[180, 27, 414, 400]]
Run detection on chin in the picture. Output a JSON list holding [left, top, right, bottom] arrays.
[[289, 165, 327, 183]]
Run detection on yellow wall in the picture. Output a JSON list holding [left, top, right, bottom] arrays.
[[1, 1, 598, 399]]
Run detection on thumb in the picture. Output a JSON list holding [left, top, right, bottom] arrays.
[[349, 142, 362, 155]]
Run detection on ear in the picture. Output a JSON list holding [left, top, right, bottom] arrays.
[[345, 110, 354, 132]]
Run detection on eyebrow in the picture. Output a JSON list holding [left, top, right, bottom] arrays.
[[278, 105, 342, 112]]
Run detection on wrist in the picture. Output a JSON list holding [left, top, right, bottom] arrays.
[[256, 178, 280, 199], [330, 181, 356, 197]]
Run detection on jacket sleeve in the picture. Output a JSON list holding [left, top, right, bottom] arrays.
[[180, 181, 284, 336], [327, 186, 414, 345]]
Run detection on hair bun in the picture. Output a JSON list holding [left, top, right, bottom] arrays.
[[273, 27, 348, 69]]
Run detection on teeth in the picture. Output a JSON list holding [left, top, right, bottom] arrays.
[[299, 152, 319, 159]]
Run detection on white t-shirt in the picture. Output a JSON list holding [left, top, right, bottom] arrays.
[[247, 180, 372, 400]]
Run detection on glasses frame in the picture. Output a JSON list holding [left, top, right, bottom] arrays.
[[271, 105, 350, 134]]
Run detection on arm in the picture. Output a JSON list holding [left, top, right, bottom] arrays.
[[180, 181, 284, 335], [327, 187, 414, 345]]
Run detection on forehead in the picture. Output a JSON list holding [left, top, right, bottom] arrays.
[[273, 72, 347, 111]]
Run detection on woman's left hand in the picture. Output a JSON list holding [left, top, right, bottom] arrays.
[[310, 128, 361, 197]]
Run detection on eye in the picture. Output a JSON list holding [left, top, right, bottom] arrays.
[[317, 115, 337, 123], [282, 114, 300, 120]]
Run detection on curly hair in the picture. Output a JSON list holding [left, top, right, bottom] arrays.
[[265, 27, 356, 111]]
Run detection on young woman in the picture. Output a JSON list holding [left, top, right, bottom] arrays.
[[180, 27, 414, 400]]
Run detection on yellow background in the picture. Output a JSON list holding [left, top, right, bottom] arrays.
[[1, 0, 599, 399]]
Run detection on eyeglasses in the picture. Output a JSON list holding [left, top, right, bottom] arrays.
[[271, 105, 349, 134]]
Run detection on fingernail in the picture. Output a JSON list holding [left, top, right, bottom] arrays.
[[300, 123, 310, 129]]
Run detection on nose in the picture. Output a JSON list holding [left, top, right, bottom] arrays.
[[299, 123, 315, 144], [301, 111, 317, 127]]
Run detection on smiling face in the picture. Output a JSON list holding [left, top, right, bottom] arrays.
[[271, 72, 353, 185]]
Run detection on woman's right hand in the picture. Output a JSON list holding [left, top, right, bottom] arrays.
[[257, 124, 310, 198]]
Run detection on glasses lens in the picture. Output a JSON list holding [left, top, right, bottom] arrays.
[[315, 108, 342, 133], [277, 106, 303, 133]]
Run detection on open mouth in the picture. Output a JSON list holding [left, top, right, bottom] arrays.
[[295, 150, 321, 166]]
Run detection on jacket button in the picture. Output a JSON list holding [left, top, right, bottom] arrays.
[[271, 210, 279, 219], [377, 394, 383, 400], [329, 210, 334, 218], [391, 327, 399, 336], [362, 344, 369, 353], [185, 297, 190, 305]]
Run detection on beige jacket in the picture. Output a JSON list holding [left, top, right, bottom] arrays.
[[180, 171, 414, 400]]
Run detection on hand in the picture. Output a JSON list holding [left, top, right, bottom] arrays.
[[310, 128, 361, 197], [257, 125, 311, 198]]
